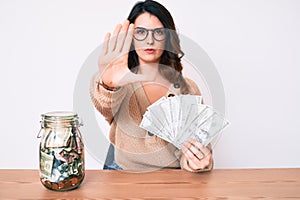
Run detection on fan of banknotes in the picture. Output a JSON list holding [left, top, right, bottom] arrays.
[[139, 95, 229, 149]]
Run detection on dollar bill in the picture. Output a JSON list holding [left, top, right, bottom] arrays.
[[139, 94, 229, 149]]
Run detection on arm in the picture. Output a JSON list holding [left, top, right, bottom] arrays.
[[185, 77, 201, 96], [90, 20, 152, 124], [179, 78, 214, 172], [90, 72, 127, 124]]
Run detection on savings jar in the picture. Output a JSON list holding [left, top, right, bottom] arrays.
[[37, 111, 85, 191]]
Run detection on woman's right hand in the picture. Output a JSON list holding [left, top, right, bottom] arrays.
[[98, 20, 149, 88]]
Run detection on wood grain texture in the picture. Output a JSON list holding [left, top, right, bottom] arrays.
[[0, 169, 299, 199]]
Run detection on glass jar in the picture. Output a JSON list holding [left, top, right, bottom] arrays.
[[37, 111, 85, 191]]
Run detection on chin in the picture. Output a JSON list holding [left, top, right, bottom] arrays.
[[139, 57, 160, 64], [137, 52, 163, 64]]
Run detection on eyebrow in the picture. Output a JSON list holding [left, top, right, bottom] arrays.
[[135, 26, 164, 30]]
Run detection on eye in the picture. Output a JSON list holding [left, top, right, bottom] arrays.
[[135, 28, 146, 35], [154, 29, 165, 35]]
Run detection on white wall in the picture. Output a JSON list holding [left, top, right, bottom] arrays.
[[0, 0, 299, 169]]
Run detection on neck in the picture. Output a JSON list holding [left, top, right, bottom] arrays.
[[138, 63, 160, 80]]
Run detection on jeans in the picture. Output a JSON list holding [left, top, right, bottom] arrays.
[[103, 160, 123, 170]]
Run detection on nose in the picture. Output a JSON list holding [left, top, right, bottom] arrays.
[[146, 31, 154, 45]]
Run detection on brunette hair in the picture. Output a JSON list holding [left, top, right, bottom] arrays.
[[127, 0, 190, 94]]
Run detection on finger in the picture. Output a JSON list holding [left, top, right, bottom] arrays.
[[182, 156, 194, 171], [189, 142, 204, 160], [108, 23, 122, 52], [101, 32, 111, 56], [182, 141, 204, 160], [115, 20, 130, 52], [121, 23, 134, 54], [181, 152, 203, 171], [187, 156, 209, 171], [190, 139, 211, 156], [186, 157, 201, 170], [183, 150, 212, 171], [182, 142, 203, 161], [181, 141, 192, 157]]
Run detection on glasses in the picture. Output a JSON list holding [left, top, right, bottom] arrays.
[[133, 27, 167, 41]]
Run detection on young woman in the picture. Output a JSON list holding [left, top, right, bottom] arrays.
[[90, 0, 213, 172]]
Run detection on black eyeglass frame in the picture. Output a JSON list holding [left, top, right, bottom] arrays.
[[133, 27, 167, 41]]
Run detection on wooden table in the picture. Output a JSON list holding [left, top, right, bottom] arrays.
[[0, 169, 299, 199]]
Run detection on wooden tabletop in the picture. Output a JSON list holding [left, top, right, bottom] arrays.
[[0, 168, 299, 199]]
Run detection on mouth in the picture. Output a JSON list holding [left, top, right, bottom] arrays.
[[144, 48, 155, 54]]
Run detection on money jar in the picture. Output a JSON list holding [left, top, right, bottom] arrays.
[[37, 111, 85, 191]]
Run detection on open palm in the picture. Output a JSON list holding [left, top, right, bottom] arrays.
[[98, 20, 149, 88]]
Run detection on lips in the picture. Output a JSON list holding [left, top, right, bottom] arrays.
[[144, 48, 155, 54]]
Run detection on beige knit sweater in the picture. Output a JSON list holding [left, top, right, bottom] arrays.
[[90, 72, 205, 172]]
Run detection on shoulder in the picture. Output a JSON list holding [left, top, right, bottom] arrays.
[[184, 77, 201, 95]]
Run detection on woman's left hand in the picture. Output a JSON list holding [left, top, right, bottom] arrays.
[[181, 139, 213, 172]]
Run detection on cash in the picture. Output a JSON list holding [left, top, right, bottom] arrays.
[[140, 95, 229, 149], [39, 128, 84, 191]]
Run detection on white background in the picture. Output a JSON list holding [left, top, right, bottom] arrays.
[[1, 0, 299, 169]]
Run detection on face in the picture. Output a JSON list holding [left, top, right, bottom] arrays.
[[133, 12, 165, 65]]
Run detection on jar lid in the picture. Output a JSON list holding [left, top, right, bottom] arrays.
[[43, 111, 77, 119], [38, 111, 82, 136], [41, 111, 79, 124]]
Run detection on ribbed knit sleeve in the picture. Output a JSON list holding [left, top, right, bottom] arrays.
[[89, 72, 127, 124], [185, 78, 202, 95]]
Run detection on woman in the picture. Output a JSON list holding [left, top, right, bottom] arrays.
[[90, 0, 213, 172]]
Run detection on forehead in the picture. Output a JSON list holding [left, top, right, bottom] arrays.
[[134, 12, 164, 28]]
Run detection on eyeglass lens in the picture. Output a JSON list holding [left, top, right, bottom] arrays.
[[133, 27, 166, 41]]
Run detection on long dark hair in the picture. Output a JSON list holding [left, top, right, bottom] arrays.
[[127, 0, 190, 94]]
